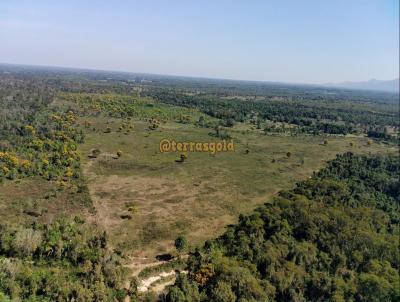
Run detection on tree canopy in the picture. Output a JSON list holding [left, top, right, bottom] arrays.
[[167, 153, 399, 302]]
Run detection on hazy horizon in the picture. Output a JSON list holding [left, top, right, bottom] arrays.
[[1, 0, 398, 84], [1, 61, 399, 87]]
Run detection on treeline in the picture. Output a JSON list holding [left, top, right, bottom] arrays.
[[167, 153, 399, 302], [367, 128, 398, 143], [2, 66, 397, 138], [59, 92, 215, 127], [145, 90, 398, 136], [264, 122, 355, 136]]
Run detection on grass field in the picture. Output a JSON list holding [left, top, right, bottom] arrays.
[[76, 112, 395, 257], [0, 176, 92, 226]]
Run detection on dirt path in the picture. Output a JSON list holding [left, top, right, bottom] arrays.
[[84, 155, 183, 298], [123, 257, 168, 277], [151, 278, 177, 293], [83, 153, 125, 234], [122, 255, 189, 299], [137, 270, 176, 292]]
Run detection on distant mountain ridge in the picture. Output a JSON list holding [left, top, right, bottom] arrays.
[[324, 78, 399, 93]]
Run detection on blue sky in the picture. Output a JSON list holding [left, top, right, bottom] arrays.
[[0, 0, 398, 83]]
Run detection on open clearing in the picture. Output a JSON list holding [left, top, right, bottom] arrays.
[[78, 117, 395, 257]]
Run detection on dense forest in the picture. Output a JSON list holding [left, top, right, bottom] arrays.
[[0, 76, 84, 183], [167, 153, 399, 302], [0, 218, 134, 301]]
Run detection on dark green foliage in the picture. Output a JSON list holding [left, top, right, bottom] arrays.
[[367, 126, 397, 142], [168, 153, 400, 301], [305, 152, 400, 222], [146, 90, 398, 136], [0, 219, 132, 301], [167, 274, 201, 302], [175, 236, 188, 255]]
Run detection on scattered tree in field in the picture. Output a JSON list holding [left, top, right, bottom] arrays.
[[175, 235, 188, 258], [89, 148, 101, 158], [197, 116, 206, 127], [286, 151, 292, 158], [244, 143, 250, 154], [148, 118, 160, 130], [175, 154, 187, 163], [214, 125, 220, 136]]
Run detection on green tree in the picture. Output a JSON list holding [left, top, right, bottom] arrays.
[[175, 236, 188, 256], [167, 287, 186, 302], [357, 273, 392, 302], [210, 281, 236, 302]]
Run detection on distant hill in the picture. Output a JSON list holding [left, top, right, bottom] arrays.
[[324, 78, 399, 93]]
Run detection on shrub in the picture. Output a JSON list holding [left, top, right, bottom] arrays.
[[12, 228, 42, 257]]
